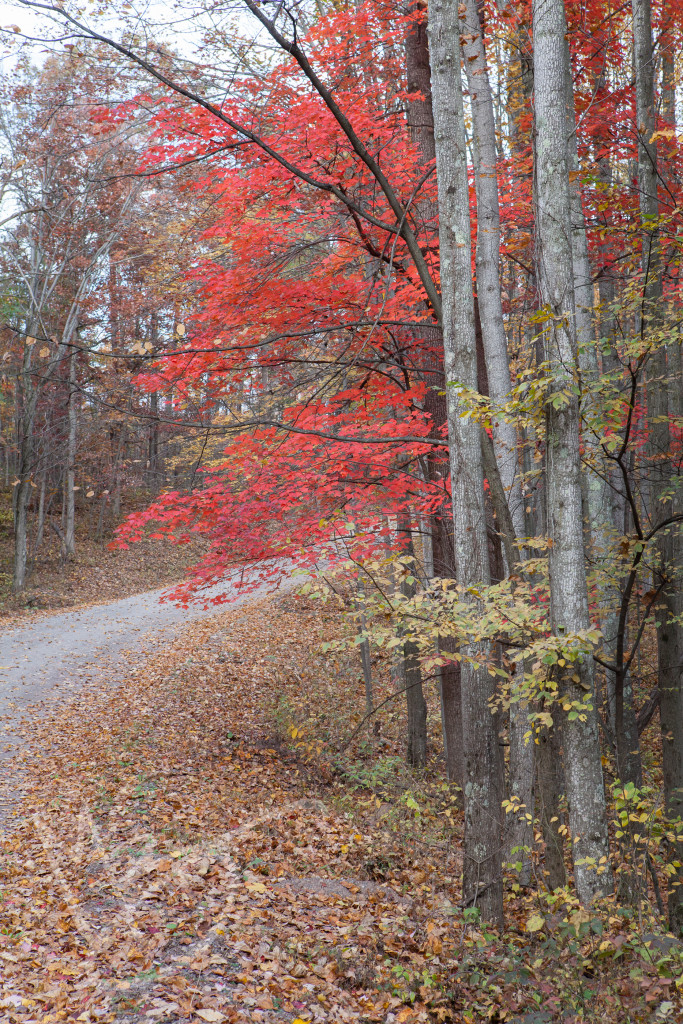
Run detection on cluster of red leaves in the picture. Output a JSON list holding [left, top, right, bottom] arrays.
[[1, 593, 678, 1024], [112, 0, 450, 589], [109, 0, 683, 602]]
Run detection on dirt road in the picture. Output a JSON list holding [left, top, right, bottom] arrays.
[[0, 571, 288, 824]]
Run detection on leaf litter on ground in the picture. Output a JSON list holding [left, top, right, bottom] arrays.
[[0, 592, 679, 1024]]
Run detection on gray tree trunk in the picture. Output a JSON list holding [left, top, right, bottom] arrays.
[[13, 336, 39, 592], [405, 8, 463, 787], [564, 37, 642, 783], [532, 0, 612, 903], [536, 719, 567, 890], [429, 0, 503, 925], [398, 514, 428, 769], [460, 0, 533, 884], [631, 0, 683, 936], [64, 347, 77, 559], [461, 0, 524, 539], [356, 578, 374, 717]]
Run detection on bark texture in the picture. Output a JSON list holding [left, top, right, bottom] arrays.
[[460, 0, 533, 883], [13, 334, 39, 591], [536, 719, 567, 890], [405, 6, 463, 788], [460, 0, 523, 537], [631, 0, 683, 935], [429, 0, 502, 925], [398, 515, 428, 769], [564, 37, 641, 784], [65, 347, 78, 559], [532, 0, 612, 903]]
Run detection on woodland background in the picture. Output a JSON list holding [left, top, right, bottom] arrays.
[[0, 0, 682, 1019]]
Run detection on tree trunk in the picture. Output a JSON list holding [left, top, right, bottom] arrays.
[[34, 472, 46, 553], [64, 347, 77, 559], [13, 477, 31, 591], [460, 0, 534, 883], [356, 578, 374, 717], [429, 0, 503, 925], [96, 491, 109, 542], [13, 337, 38, 592], [405, 7, 462, 787], [461, 0, 524, 541], [431, 518, 465, 788], [564, 37, 642, 784], [536, 718, 567, 890], [631, 0, 683, 936], [532, 0, 612, 903], [398, 514, 428, 769]]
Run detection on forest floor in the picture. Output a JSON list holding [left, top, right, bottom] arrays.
[[0, 588, 680, 1023], [0, 492, 209, 621]]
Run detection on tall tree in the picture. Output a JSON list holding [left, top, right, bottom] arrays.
[[631, 0, 683, 935], [404, 0, 463, 786], [532, 0, 612, 904], [428, 0, 503, 926], [460, 0, 533, 883]]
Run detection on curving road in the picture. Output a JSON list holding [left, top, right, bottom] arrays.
[[0, 568, 291, 826]]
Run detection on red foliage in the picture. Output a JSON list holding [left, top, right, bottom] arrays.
[[114, 0, 683, 599]]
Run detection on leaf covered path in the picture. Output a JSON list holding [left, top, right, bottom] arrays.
[[0, 594, 461, 1023], [0, 594, 677, 1023], [0, 573, 281, 822]]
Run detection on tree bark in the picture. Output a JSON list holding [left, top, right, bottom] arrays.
[[64, 347, 77, 559], [532, 0, 612, 903], [460, 0, 534, 884], [356, 578, 374, 717], [13, 336, 39, 592], [460, 0, 524, 540], [631, 0, 683, 936], [398, 513, 428, 769], [564, 37, 642, 785], [536, 718, 567, 890], [429, 0, 503, 925], [405, 6, 462, 787], [34, 471, 46, 553]]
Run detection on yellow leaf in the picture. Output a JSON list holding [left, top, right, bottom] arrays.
[[39, 346, 50, 358], [86, 490, 95, 498], [246, 881, 267, 893], [176, 323, 186, 336], [526, 914, 545, 932], [195, 1011, 226, 1023], [25, 336, 36, 346]]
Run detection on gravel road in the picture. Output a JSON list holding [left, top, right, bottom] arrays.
[[0, 569, 290, 826]]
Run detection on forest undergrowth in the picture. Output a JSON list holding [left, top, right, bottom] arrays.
[[0, 592, 680, 1024]]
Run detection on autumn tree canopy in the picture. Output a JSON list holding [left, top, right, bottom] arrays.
[[2, 0, 682, 934]]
